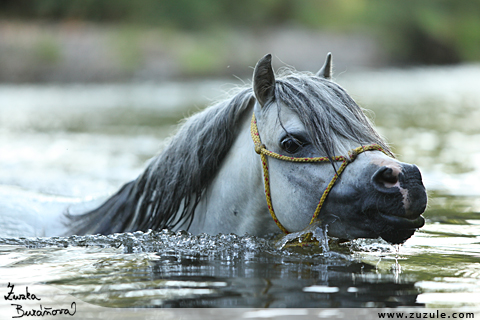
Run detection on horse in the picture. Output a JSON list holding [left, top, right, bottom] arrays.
[[58, 53, 426, 245]]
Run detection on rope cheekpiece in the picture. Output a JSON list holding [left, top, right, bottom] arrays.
[[250, 112, 389, 235]]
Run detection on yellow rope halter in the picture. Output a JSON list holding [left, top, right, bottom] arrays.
[[250, 112, 389, 235]]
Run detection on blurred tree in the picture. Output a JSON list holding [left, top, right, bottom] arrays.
[[0, 0, 479, 64]]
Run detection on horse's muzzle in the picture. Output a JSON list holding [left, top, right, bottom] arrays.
[[371, 163, 427, 243]]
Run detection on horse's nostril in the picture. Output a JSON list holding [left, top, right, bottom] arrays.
[[382, 168, 398, 184], [373, 166, 400, 190]]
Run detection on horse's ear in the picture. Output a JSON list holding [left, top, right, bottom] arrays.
[[316, 52, 332, 79], [253, 54, 275, 107]]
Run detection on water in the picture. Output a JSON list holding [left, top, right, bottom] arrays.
[[1, 65, 480, 312], [0, 231, 419, 308]]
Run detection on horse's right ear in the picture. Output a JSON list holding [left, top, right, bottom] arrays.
[[253, 54, 275, 107]]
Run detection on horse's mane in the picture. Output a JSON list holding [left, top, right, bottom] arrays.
[[67, 71, 391, 235], [68, 88, 255, 235]]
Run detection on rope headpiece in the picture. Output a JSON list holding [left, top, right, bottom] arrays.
[[250, 112, 390, 235]]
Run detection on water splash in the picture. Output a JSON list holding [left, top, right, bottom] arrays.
[[349, 238, 397, 253], [0, 227, 354, 264], [275, 224, 329, 251], [0, 229, 271, 256], [312, 225, 330, 252], [391, 244, 403, 282], [393, 244, 401, 257], [392, 258, 402, 282]]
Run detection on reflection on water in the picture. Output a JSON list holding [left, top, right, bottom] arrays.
[[0, 231, 422, 308], [0, 65, 480, 309]]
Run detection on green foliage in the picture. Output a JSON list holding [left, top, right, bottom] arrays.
[[110, 27, 142, 72], [1, 0, 479, 63], [33, 36, 61, 64]]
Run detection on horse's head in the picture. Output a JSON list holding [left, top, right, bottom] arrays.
[[251, 54, 427, 244]]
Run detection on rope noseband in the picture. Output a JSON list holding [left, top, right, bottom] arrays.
[[250, 112, 389, 235]]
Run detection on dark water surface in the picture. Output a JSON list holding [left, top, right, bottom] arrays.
[[1, 65, 479, 311]]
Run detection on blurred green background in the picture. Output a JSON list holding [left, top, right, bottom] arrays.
[[1, 0, 479, 82]]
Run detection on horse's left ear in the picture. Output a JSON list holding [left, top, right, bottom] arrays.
[[316, 52, 332, 79], [253, 54, 276, 107]]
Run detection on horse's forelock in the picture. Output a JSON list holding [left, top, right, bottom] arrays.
[[274, 75, 391, 160]]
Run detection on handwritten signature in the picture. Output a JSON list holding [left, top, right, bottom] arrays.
[[4, 283, 76, 318]]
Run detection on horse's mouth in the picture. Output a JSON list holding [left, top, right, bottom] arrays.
[[377, 212, 425, 244], [379, 212, 425, 230]]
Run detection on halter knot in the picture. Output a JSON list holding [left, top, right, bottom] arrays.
[[254, 143, 265, 155], [347, 147, 361, 163]]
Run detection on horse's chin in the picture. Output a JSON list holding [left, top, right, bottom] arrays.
[[377, 214, 425, 244], [323, 211, 425, 245]]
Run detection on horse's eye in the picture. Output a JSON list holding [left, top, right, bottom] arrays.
[[281, 137, 302, 154]]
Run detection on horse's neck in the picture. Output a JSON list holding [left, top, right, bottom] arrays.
[[183, 110, 279, 236]]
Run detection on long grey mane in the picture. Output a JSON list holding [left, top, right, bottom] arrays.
[[68, 88, 255, 235], [67, 71, 390, 235]]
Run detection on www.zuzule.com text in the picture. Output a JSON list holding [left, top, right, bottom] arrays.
[[378, 311, 474, 319]]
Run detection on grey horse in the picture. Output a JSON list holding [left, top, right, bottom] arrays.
[[64, 53, 427, 244]]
